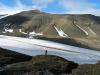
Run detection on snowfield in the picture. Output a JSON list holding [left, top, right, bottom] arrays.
[[0, 35, 100, 64]]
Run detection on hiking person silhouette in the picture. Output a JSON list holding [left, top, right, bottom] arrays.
[[45, 50, 47, 55]]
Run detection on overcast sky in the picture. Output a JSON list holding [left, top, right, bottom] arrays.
[[0, 0, 100, 16]]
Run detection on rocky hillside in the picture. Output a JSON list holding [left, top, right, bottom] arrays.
[[0, 55, 100, 75], [0, 55, 78, 75], [0, 48, 32, 67], [0, 10, 100, 50]]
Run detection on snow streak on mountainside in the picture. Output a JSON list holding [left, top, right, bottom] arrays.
[[0, 15, 10, 19], [75, 24, 89, 36], [54, 26, 70, 38], [0, 35, 100, 64]]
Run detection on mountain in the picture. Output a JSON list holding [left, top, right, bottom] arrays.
[[0, 10, 100, 50]]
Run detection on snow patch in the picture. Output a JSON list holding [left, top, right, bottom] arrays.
[[5, 29, 13, 33], [19, 29, 43, 38], [75, 24, 89, 36], [29, 31, 43, 36], [0, 35, 100, 64], [88, 27, 96, 36], [19, 29, 27, 34], [2, 24, 13, 33], [54, 26, 69, 38], [0, 15, 10, 19], [3, 28, 13, 33], [29, 31, 43, 38]]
